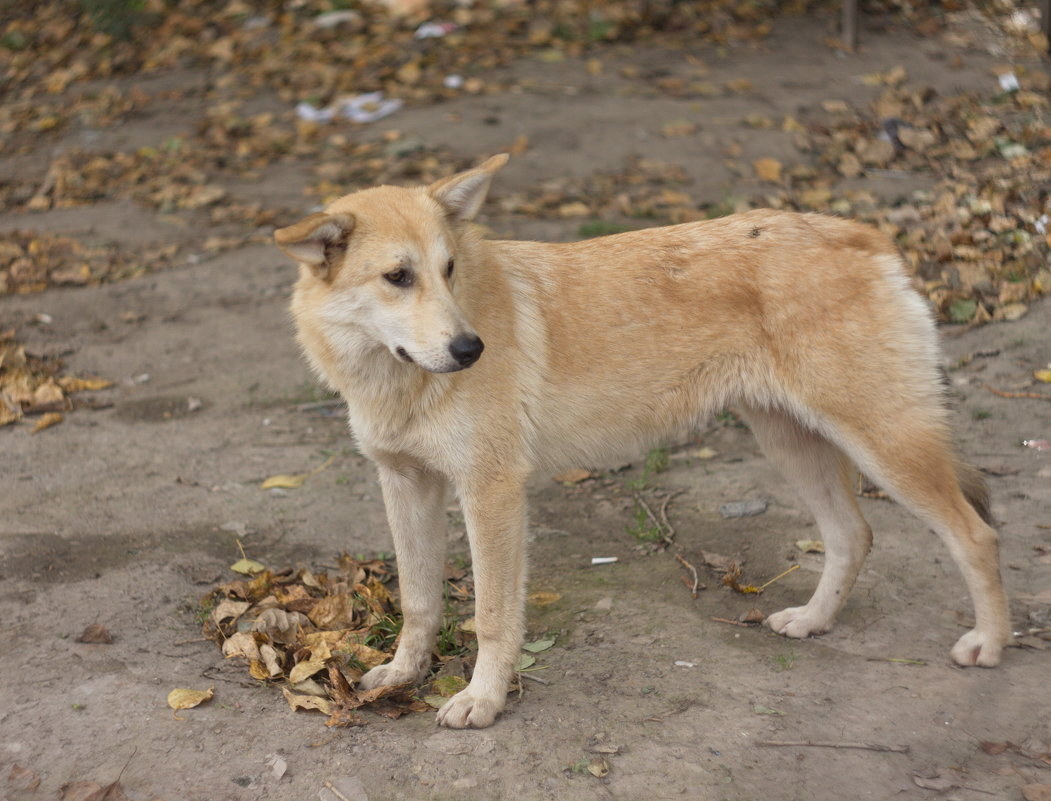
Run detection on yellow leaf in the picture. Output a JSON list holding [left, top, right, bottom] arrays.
[[167, 687, 214, 719], [753, 157, 782, 182], [289, 656, 329, 685], [558, 202, 590, 218], [31, 412, 63, 433], [57, 375, 113, 393], [795, 539, 825, 553], [0, 403, 19, 427], [260, 473, 308, 489], [230, 558, 266, 575], [260, 454, 335, 490], [1034, 370, 1051, 383]]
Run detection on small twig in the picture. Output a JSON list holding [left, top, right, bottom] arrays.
[[657, 490, 684, 540], [756, 739, 910, 754], [757, 563, 800, 591], [519, 672, 550, 685], [323, 780, 355, 801], [1013, 626, 1051, 637], [674, 553, 702, 598], [983, 384, 1051, 401], [709, 616, 755, 628], [634, 493, 668, 545], [865, 657, 927, 665]]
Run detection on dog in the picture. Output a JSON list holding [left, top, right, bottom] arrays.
[[275, 154, 1010, 729]]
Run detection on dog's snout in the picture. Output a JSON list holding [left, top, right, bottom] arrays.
[[449, 333, 484, 367]]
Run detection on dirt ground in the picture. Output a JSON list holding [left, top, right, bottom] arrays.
[[2, 8, 1051, 801]]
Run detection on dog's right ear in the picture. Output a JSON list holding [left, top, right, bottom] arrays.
[[274, 213, 355, 279]]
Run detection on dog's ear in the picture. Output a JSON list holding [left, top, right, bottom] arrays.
[[274, 213, 355, 279], [428, 153, 509, 221]]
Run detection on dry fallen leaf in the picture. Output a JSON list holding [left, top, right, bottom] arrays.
[[31, 412, 64, 433], [75, 623, 114, 644], [753, 157, 782, 182], [282, 687, 333, 715], [167, 686, 214, 719], [795, 539, 825, 554], [260, 454, 335, 490], [229, 557, 266, 576]]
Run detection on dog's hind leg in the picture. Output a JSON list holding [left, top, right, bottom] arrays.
[[358, 459, 449, 692], [737, 405, 873, 638], [826, 415, 1010, 667]]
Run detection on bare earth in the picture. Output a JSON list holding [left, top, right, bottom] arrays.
[[3, 13, 1051, 801]]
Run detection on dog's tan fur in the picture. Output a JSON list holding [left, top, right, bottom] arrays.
[[276, 154, 1010, 729]]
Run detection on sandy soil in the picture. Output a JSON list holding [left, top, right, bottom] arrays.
[[2, 12, 1050, 801]]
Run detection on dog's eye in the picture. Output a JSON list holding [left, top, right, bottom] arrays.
[[446, 259, 455, 278], [384, 268, 412, 287]]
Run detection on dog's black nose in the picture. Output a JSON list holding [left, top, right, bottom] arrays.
[[449, 333, 484, 367]]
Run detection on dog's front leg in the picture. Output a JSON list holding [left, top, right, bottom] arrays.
[[357, 461, 448, 692], [436, 473, 528, 729]]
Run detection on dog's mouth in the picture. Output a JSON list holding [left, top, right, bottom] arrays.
[[394, 346, 414, 364]]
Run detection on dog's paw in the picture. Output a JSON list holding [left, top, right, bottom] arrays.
[[766, 606, 831, 639], [435, 687, 504, 729], [950, 629, 1004, 668], [357, 662, 425, 692]]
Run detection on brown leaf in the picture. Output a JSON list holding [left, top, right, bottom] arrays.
[[980, 740, 1010, 755], [8, 764, 40, 791], [699, 550, 736, 573], [752, 157, 782, 183], [308, 593, 358, 629], [75, 624, 113, 644], [1022, 786, 1051, 801]]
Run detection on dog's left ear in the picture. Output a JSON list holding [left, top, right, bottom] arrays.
[[428, 153, 509, 221]]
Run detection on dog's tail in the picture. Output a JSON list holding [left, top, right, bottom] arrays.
[[955, 457, 994, 526]]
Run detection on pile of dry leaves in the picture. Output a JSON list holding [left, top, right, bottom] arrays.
[[200, 553, 477, 726], [0, 328, 111, 431], [1, 230, 180, 294]]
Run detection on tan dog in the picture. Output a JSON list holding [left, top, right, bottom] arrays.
[[275, 154, 1009, 729]]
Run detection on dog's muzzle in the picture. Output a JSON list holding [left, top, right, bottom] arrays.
[[448, 333, 484, 368]]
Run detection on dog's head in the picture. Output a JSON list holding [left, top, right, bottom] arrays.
[[275, 154, 507, 373]]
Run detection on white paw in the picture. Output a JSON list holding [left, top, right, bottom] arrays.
[[357, 661, 426, 692], [766, 606, 832, 639], [950, 629, 1004, 668], [435, 686, 505, 729]]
